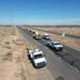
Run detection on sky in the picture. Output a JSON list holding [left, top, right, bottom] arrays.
[[0, 0, 80, 25]]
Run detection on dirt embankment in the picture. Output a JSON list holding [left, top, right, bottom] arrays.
[[0, 27, 55, 80]]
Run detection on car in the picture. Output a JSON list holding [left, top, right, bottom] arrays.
[[28, 48, 47, 68], [47, 41, 64, 51], [42, 34, 51, 40]]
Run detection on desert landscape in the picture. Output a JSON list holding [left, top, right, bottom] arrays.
[[0, 0, 80, 79]]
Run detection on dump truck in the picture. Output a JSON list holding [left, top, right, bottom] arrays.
[[32, 31, 41, 40]]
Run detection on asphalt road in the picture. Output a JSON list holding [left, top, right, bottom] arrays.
[[18, 27, 80, 80], [25, 28, 80, 70], [26, 29, 80, 70], [33, 28, 80, 39]]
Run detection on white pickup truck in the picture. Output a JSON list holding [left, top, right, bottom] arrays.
[[47, 41, 64, 51], [28, 48, 47, 68]]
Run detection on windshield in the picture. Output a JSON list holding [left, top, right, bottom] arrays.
[[52, 43, 60, 45], [34, 54, 43, 59]]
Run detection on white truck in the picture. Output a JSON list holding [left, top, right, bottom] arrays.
[[28, 48, 47, 68], [47, 41, 64, 51]]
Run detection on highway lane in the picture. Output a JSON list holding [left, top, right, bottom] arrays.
[[38, 39, 80, 70], [32, 28, 80, 39], [18, 27, 80, 80], [25, 29, 80, 71]]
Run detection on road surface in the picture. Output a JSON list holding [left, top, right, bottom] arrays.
[[25, 28, 80, 71], [18, 26, 80, 80]]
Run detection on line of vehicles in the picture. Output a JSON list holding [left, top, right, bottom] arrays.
[[31, 29, 64, 51], [27, 29, 64, 68]]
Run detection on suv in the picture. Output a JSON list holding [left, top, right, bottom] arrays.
[[47, 41, 64, 51], [42, 34, 51, 40]]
